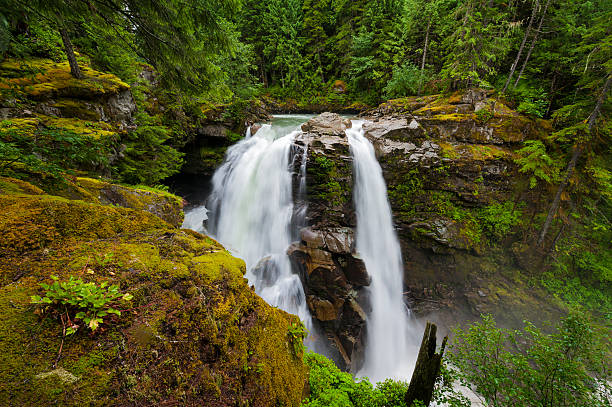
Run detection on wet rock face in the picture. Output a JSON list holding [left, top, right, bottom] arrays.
[[300, 111, 351, 136], [289, 113, 369, 370], [288, 226, 369, 371]]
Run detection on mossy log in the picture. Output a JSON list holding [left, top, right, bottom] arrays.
[[405, 322, 447, 407]]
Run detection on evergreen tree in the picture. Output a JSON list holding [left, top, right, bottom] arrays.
[[4, 0, 241, 92], [441, 0, 516, 88]]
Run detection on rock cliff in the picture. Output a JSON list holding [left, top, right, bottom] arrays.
[[288, 95, 563, 370]]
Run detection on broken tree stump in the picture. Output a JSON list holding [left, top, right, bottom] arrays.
[[405, 321, 447, 407]]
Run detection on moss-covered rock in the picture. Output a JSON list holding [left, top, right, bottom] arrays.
[[0, 58, 128, 100], [0, 179, 307, 406], [359, 90, 566, 331], [0, 58, 135, 131]]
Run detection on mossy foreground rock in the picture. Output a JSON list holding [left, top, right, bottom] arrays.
[[0, 177, 306, 406]]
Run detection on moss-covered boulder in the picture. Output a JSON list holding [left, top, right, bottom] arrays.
[[0, 177, 307, 406], [0, 58, 135, 129]]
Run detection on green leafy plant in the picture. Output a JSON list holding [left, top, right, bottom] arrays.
[[31, 275, 132, 334], [384, 62, 430, 98], [112, 114, 184, 186], [514, 140, 559, 188], [449, 314, 611, 407], [302, 351, 420, 407], [475, 107, 494, 124], [477, 201, 524, 239], [287, 322, 307, 357], [0, 121, 112, 181]]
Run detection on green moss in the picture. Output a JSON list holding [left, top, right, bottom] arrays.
[[0, 177, 44, 195], [387, 168, 423, 217], [199, 145, 227, 169], [0, 58, 129, 100], [51, 99, 102, 121], [39, 116, 117, 139], [0, 181, 306, 406], [309, 154, 349, 207], [75, 177, 184, 226]]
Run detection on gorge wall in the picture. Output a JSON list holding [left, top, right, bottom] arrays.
[[286, 93, 564, 371]]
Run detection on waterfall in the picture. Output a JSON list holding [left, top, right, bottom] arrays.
[[184, 115, 420, 382], [198, 119, 313, 328], [347, 120, 421, 383]]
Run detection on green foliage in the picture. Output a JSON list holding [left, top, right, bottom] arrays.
[[511, 84, 549, 118], [227, 130, 244, 143], [514, 140, 559, 188], [287, 322, 307, 357], [112, 113, 184, 185], [31, 275, 133, 334], [314, 156, 334, 172], [477, 201, 524, 239], [388, 169, 423, 215], [475, 107, 494, 123], [450, 314, 611, 407], [441, 0, 514, 88], [301, 352, 410, 407], [0, 12, 8, 55], [384, 62, 429, 98], [0, 120, 112, 181], [6, 18, 64, 61], [539, 272, 612, 319]]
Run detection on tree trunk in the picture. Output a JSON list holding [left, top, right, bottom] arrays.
[[502, 0, 539, 93], [421, 18, 431, 72], [513, 0, 550, 89], [538, 73, 612, 245], [405, 322, 447, 407], [60, 28, 81, 79], [418, 17, 431, 96]]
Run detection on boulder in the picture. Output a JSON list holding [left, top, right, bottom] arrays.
[[301, 112, 349, 136]]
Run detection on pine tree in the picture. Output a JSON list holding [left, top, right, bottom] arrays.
[[441, 0, 515, 88]]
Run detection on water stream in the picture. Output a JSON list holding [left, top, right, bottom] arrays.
[[347, 120, 421, 383], [186, 116, 315, 330]]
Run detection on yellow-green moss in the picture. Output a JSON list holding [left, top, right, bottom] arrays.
[[39, 115, 117, 139], [461, 144, 512, 161], [0, 58, 128, 100], [0, 181, 307, 406], [76, 177, 184, 226], [0, 177, 44, 195], [430, 112, 476, 122]]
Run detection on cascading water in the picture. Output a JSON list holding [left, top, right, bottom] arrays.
[[184, 114, 420, 382], [189, 116, 314, 329], [347, 120, 421, 383]]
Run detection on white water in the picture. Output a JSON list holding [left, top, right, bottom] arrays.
[[348, 120, 421, 383], [196, 119, 313, 328], [182, 205, 208, 233], [183, 116, 421, 383]]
